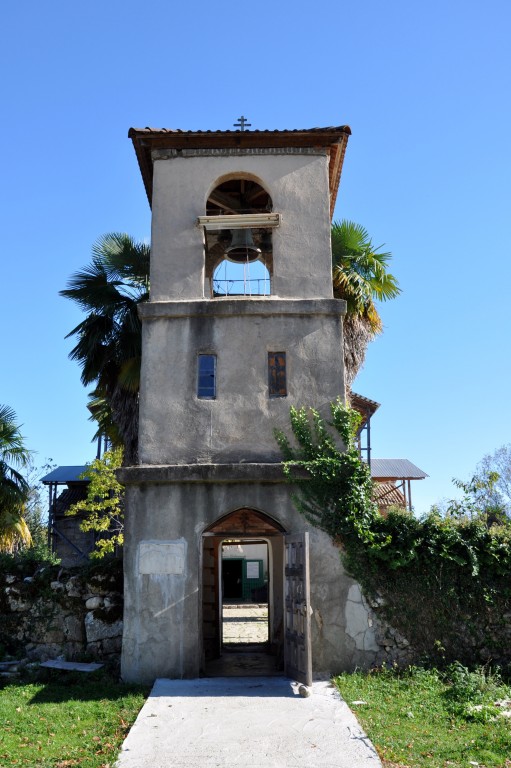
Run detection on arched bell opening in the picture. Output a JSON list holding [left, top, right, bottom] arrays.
[[201, 508, 285, 677], [212, 258, 271, 297], [203, 178, 274, 298]]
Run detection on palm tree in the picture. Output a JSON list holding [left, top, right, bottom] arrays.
[[60, 234, 150, 464], [331, 220, 400, 388], [0, 405, 32, 552]]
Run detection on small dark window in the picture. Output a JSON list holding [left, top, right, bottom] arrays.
[[198, 354, 216, 398], [268, 352, 287, 397]]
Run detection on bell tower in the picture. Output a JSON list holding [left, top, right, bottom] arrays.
[[120, 124, 361, 684]]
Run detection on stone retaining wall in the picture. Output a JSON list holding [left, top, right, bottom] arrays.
[[343, 582, 415, 668], [0, 563, 123, 664], [1, 559, 414, 673]]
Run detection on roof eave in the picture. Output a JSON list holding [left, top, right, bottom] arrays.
[[128, 126, 351, 213]]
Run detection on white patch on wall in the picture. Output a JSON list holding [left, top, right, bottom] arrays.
[[345, 583, 379, 652], [138, 540, 186, 575], [246, 561, 260, 579]]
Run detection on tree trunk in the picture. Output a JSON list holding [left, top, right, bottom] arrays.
[[343, 314, 375, 390], [110, 386, 139, 466]]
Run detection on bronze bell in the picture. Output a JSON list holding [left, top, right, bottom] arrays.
[[225, 229, 262, 263]]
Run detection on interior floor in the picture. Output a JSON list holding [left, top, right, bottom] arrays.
[[204, 603, 281, 677], [204, 646, 281, 677]]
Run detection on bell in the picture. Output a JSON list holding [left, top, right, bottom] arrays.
[[225, 228, 261, 263]]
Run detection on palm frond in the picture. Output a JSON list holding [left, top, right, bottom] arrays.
[[0, 508, 32, 553], [61, 234, 150, 464], [332, 220, 400, 384]]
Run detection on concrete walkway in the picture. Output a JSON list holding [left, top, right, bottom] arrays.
[[115, 677, 381, 768]]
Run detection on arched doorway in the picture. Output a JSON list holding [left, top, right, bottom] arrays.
[[201, 508, 285, 676]]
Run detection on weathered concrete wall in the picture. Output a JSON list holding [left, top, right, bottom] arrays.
[[150, 150, 333, 301], [123, 141, 355, 684], [119, 466, 393, 684], [138, 299, 345, 465]]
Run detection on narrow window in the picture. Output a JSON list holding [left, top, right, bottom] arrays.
[[268, 352, 287, 397], [198, 354, 216, 398]]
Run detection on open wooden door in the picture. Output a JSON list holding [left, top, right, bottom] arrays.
[[284, 532, 312, 686]]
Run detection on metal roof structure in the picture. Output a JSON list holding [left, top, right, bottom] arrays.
[[128, 125, 351, 217], [370, 459, 428, 481], [41, 466, 89, 484]]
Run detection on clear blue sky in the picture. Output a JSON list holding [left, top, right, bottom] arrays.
[[2, 0, 510, 513]]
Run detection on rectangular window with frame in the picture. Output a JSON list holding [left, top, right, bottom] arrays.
[[268, 351, 287, 397], [197, 354, 217, 398]]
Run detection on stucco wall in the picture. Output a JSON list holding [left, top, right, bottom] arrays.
[[150, 150, 333, 301], [119, 468, 386, 684], [122, 143, 356, 684], [138, 299, 345, 465]]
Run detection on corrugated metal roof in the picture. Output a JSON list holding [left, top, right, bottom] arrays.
[[370, 459, 428, 480], [41, 466, 89, 484]]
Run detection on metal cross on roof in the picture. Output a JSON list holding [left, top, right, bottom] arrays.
[[234, 115, 251, 131]]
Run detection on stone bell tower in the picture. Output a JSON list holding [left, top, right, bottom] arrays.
[[119, 124, 374, 685]]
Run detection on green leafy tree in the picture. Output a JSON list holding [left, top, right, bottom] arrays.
[[331, 220, 400, 387], [473, 444, 511, 518], [67, 447, 124, 559], [0, 405, 32, 552], [60, 233, 150, 464]]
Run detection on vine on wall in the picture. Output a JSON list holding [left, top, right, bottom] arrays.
[[276, 400, 511, 665]]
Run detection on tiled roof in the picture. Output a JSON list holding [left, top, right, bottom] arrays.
[[55, 487, 89, 517], [371, 459, 428, 481], [373, 482, 406, 507], [130, 126, 351, 136], [349, 392, 380, 424], [128, 125, 351, 216]]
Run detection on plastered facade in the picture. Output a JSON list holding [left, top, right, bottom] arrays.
[[149, 151, 333, 301], [121, 137, 381, 684], [119, 471, 379, 683]]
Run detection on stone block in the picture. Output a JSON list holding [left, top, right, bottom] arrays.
[[85, 612, 123, 643], [65, 576, 83, 598], [26, 644, 63, 662], [85, 596, 103, 610], [63, 615, 84, 643], [101, 636, 122, 655]]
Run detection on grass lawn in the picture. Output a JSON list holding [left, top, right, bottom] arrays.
[[0, 671, 148, 767], [335, 666, 511, 768]]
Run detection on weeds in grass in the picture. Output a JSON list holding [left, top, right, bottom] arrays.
[[442, 661, 511, 723], [335, 664, 511, 768]]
